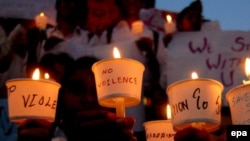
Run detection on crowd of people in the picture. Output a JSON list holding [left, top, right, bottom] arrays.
[[0, 0, 227, 141]]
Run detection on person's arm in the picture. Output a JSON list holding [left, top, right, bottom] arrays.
[[18, 119, 54, 141], [61, 109, 137, 141], [136, 37, 160, 81]]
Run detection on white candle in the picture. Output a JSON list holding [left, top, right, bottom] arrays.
[[167, 72, 223, 132], [92, 47, 145, 117], [166, 104, 172, 120], [5, 68, 61, 123], [35, 12, 48, 29], [131, 20, 144, 34], [164, 15, 176, 34], [143, 120, 176, 141]]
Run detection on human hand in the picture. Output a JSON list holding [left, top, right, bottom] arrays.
[[18, 119, 53, 141], [69, 109, 137, 141], [174, 127, 210, 141]]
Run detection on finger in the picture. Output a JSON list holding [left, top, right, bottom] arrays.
[[116, 116, 136, 129], [18, 119, 52, 129], [77, 109, 116, 120], [19, 128, 51, 141]]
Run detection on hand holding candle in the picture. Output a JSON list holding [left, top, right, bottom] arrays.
[[92, 47, 145, 117]]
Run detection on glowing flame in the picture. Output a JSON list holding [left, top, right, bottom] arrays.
[[166, 104, 171, 120], [191, 72, 199, 79], [113, 47, 121, 58], [32, 68, 40, 80], [245, 58, 250, 78], [44, 73, 50, 79], [39, 12, 45, 17], [166, 15, 172, 23]]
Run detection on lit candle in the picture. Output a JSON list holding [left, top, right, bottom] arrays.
[[167, 72, 223, 132], [131, 20, 144, 34], [226, 57, 250, 125], [5, 68, 61, 123], [92, 47, 145, 117], [243, 57, 250, 84], [35, 12, 48, 29], [166, 104, 172, 120], [44, 73, 50, 79], [143, 105, 176, 141], [164, 14, 176, 34]]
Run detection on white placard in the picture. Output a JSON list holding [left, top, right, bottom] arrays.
[[166, 31, 250, 106]]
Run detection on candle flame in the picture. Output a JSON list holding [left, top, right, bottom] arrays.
[[166, 104, 171, 120], [39, 12, 45, 17], [245, 58, 250, 78], [44, 73, 50, 79], [113, 47, 121, 58], [32, 68, 40, 80], [166, 15, 172, 23], [191, 72, 199, 79]]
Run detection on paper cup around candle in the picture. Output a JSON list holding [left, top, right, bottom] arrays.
[[167, 79, 223, 132], [92, 58, 144, 107], [6, 79, 61, 123], [143, 120, 176, 141], [226, 84, 250, 125]]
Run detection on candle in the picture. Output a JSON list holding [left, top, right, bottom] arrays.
[[164, 14, 176, 34], [5, 68, 61, 123], [166, 104, 172, 120], [35, 12, 48, 29], [131, 20, 144, 34], [92, 47, 145, 117], [243, 57, 250, 84], [143, 104, 176, 141], [167, 72, 223, 132], [226, 57, 250, 124]]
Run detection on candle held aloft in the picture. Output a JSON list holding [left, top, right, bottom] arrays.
[[164, 15, 176, 34], [35, 12, 48, 29], [166, 72, 223, 132], [5, 68, 61, 123], [92, 47, 145, 117]]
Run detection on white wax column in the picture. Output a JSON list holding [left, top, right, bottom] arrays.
[[164, 15, 176, 34], [132, 20, 144, 34], [35, 12, 48, 29]]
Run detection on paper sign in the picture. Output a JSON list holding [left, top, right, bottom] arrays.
[[166, 31, 250, 106]]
